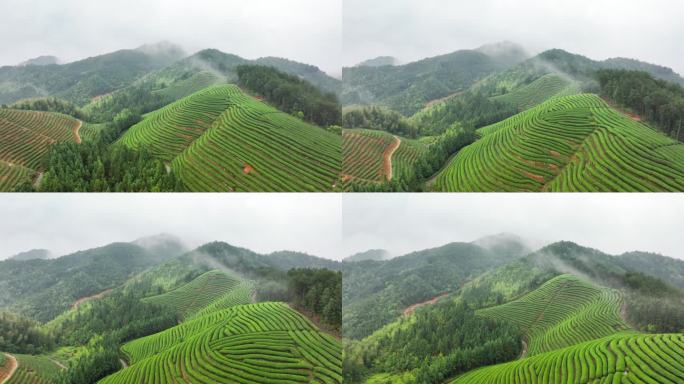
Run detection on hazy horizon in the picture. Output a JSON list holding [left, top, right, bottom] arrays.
[[342, 194, 684, 260], [343, 0, 684, 75], [0, 194, 343, 261], [0, 0, 342, 76]]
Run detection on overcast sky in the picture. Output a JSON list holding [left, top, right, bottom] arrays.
[[342, 194, 684, 260], [0, 0, 341, 76], [0, 194, 342, 260], [343, 0, 684, 75]]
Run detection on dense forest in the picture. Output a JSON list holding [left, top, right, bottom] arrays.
[[0, 311, 55, 354], [287, 268, 342, 330], [597, 69, 684, 141], [8, 97, 88, 120], [16, 108, 182, 192], [343, 301, 521, 384], [236, 65, 341, 127], [342, 107, 419, 138]]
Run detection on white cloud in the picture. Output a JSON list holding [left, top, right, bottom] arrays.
[[0, 194, 343, 260], [0, 0, 342, 75], [342, 194, 684, 260], [343, 0, 684, 75]]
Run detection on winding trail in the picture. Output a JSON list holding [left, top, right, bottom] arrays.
[[0, 353, 17, 384], [383, 136, 401, 181], [73, 120, 83, 144], [49, 358, 67, 370]]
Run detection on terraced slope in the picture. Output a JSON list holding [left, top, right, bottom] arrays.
[[478, 275, 629, 356], [0, 109, 81, 190], [6, 354, 61, 384], [434, 94, 684, 191], [491, 74, 580, 111], [342, 129, 426, 187], [142, 270, 253, 319], [100, 302, 342, 384], [451, 333, 684, 384], [119, 85, 341, 191], [342, 129, 394, 185]]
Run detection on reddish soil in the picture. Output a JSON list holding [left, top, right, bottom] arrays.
[[243, 163, 254, 174], [71, 288, 113, 310], [0, 354, 17, 384], [549, 150, 561, 157], [403, 293, 449, 316], [383, 136, 401, 181], [73, 120, 83, 144], [340, 174, 353, 182], [523, 171, 546, 184], [601, 97, 643, 121]]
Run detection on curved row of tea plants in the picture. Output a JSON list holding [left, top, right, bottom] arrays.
[[142, 270, 252, 320], [434, 94, 684, 191], [451, 333, 684, 384], [120, 85, 341, 191], [100, 302, 342, 384], [6, 354, 62, 384], [491, 74, 579, 112], [342, 129, 395, 185], [0, 161, 33, 191], [478, 274, 629, 356]]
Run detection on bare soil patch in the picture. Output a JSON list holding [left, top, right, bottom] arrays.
[[403, 293, 449, 316], [0, 354, 17, 384]]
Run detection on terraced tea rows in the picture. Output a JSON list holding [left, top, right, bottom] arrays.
[[342, 129, 395, 185], [0, 109, 81, 190], [100, 302, 342, 384], [451, 333, 684, 384], [6, 354, 61, 384], [0, 161, 33, 191], [143, 270, 252, 319], [153, 71, 222, 101], [434, 94, 684, 191], [342, 128, 426, 187], [491, 74, 579, 111], [478, 275, 629, 356], [120, 85, 341, 191]]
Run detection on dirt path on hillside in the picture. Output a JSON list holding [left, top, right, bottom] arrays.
[[383, 136, 401, 181], [0, 354, 17, 384], [33, 172, 44, 189], [403, 293, 449, 316], [119, 358, 128, 369], [73, 120, 83, 144], [71, 288, 113, 310], [48, 358, 67, 370]]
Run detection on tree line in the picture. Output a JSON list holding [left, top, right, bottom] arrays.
[[597, 69, 684, 141], [236, 65, 341, 127]]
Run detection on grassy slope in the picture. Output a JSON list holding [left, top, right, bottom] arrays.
[[100, 302, 342, 384], [434, 94, 684, 191], [478, 275, 630, 356], [119, 85, 341, 191]]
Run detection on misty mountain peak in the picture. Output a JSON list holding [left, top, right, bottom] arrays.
[[476, 41, 528, 65], [18, 55, 59, 66]]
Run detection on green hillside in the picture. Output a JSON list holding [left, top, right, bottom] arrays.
[[342, 43, 527, 115], [142, 270, 253, 319], [5, 354, 62, 384], [490, 74, 580, 111], [343, 239, 530, 340], [434, 93, 684, 191], [451, 333, 684, 384], [0, 108, 81, 190], [478, 275, 629, 356], [119, 85, 341, 192], [100, 302, 342, 384], [0, 43, 185, 106]]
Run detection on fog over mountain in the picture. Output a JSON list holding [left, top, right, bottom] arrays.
[[342, 194, 684, 260], [0, 194, 343, 261], [0, 0, 341, 75], [343, 0, 684, 75]]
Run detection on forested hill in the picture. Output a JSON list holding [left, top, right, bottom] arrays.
[[342, 237, 531, 339], [0, 42, 186, 105], [0, 239, 185, 322], [342, 42, 528, 115]]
